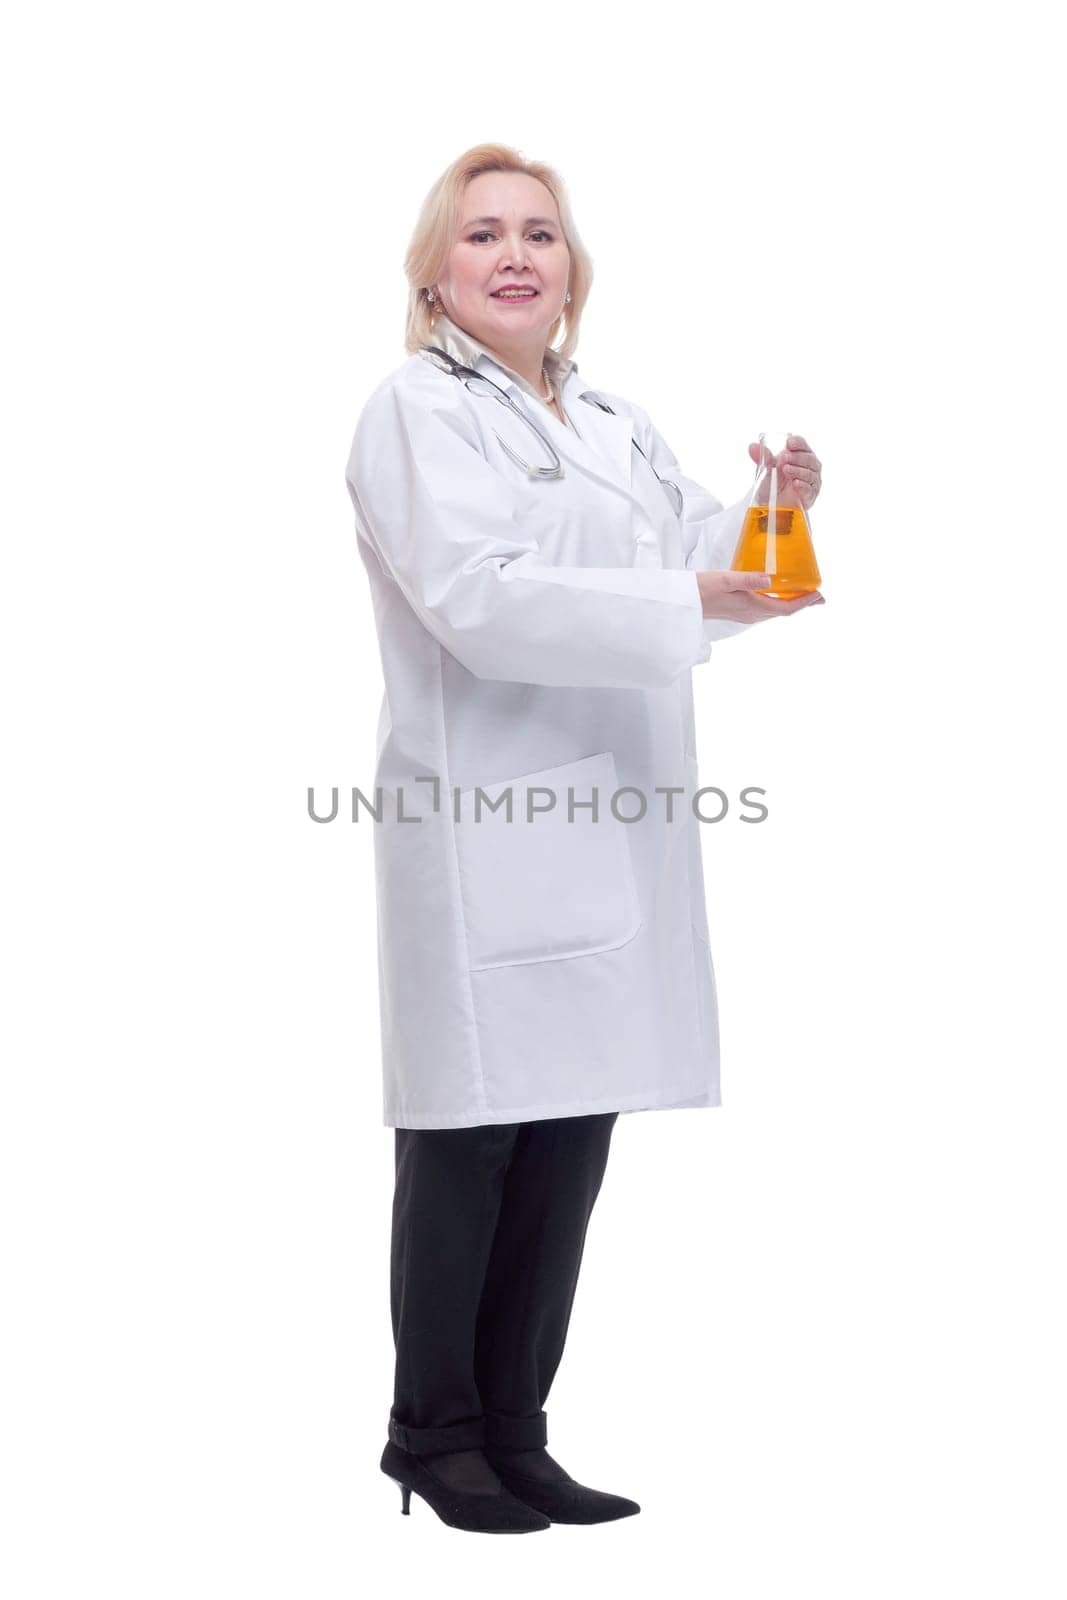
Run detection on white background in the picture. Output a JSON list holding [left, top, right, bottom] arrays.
[[3, 0, 1063, 1593]]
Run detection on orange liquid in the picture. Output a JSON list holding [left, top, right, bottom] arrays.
[[730, 505, 822, 599]]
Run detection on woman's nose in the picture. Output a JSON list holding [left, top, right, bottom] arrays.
[[500, 236, 528, 268]]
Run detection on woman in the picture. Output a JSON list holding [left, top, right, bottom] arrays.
[[344, 144, 824, 1534]]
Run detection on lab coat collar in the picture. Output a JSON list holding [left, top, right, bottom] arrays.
[[422, 309, 577, 400]]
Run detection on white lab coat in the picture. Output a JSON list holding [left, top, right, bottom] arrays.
[[345, 320, 753, 1128]]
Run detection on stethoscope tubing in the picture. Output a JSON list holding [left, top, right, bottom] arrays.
[[420, 347, 564, 480], [419, 345, 682, 513]]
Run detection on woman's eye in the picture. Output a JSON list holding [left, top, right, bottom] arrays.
[[468, 230, 555, 244]]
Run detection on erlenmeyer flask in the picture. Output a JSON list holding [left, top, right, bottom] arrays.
[[730, 430, 822, 599]]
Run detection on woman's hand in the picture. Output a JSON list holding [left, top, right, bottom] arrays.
[[748, 434, 823, 508], [696, 570, 825, 621], [696, 434, 826, 620]]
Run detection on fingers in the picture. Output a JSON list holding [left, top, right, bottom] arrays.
[[749, 441, 782, 470], [750, 439, 821, 503], [725, 570, 774, 591], [753, 590, 825, 614], [697, 569, 825, 622], [786, 436, 821, 470], [783, 435, 822, 495], [751, 435, 819, 470]]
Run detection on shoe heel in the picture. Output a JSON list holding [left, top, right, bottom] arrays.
[[387, 1474, 412, 1515]]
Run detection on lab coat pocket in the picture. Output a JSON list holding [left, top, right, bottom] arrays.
[[687, 754, 712, 948], [455, 750, 643, 971]]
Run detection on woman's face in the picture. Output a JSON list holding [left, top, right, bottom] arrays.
[[434, 171, 571, 350]]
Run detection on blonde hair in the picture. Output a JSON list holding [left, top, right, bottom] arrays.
[[403, 142, 593, 359]]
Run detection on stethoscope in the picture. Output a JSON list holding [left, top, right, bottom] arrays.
[[419, 346, 684, 516]]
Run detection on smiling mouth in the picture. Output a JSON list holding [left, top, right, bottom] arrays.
[[490, 288, 539, 299]]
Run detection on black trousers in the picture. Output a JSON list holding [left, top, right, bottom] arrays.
[[387, 1111, 619, 1456]]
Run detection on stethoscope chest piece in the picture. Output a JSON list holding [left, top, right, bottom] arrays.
[[494, 430, 564, 481]]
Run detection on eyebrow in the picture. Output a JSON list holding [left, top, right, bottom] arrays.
[[461, 215, 558, 229]]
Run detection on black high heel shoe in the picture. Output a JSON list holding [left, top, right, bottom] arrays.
[[379, 1441, 552, 1534], [484, 1445, 641, 1525]]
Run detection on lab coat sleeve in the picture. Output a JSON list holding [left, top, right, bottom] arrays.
[[345, 381, 713, 690], [629, 404, 755, 645]]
